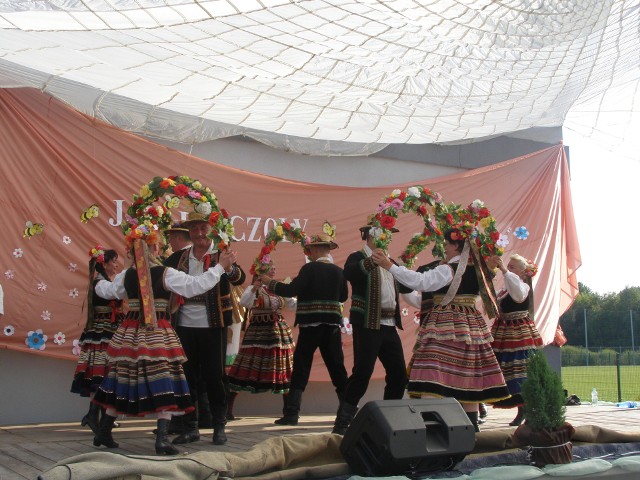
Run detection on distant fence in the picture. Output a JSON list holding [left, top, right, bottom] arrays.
[[561, 346, 640, 404]]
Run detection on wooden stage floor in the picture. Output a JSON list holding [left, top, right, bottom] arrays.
[[2, 405, 640, 479]]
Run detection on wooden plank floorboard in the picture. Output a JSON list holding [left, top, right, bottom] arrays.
[[2, 407, 640, 479]]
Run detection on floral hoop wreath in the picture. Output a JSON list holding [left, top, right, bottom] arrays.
[[250, 220, 307, 276], [365, 188, 504, 267], [525, 259, 539, 277], [122, 175, 234, 250], [364, 186, 448, 268]]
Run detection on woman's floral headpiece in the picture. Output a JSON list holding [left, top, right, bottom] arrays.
[[89, 245, 105, 264], [525, 260, 539, 277]]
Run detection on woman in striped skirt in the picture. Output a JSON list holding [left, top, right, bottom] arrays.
[[373, 228, 510, 431], [71, 248, 123, 434], [489, 253, 543, 426], [227, 263, 296, 418], [92, 240, 239, 455]]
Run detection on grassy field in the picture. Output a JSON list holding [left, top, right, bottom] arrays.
[[561, 366, 640, 403]]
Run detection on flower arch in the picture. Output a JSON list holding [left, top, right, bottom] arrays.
[[122, 175, 234, 250], [250, 220, 307, 276], [365, 187, 503, 268]]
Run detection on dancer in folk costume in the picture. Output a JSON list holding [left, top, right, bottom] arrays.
[[489, 253, 543, 426], [71, 247, 123, 434], [226, 262, 296, 418], [373, 228, 510, 431], [92, 234, 239, 455], [261, 226, 349, 426]]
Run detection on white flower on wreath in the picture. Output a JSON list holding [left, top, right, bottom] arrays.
[[69, 288, 79, 298], [13, 248, 23, 259], [219, 232, 230, 244], [4, 325, 15, 336], [68, 263, 77, 272], [72, 339, 81, 356], [37, 281, 47, 292], [53, 332, 66, 345], [41, 310, 52, 321], [195, 202, 212, 216], [370, 227, 383, 239], [4, 269, 15, 280], [391, 189, 402, 197], [407, 186, 421, 198], [497, 234, 510, 247], [62, 236, 72, 245], [471, 199, 485, 210]]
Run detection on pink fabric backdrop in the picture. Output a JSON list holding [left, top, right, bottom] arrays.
[[0, 88, 581, 381]]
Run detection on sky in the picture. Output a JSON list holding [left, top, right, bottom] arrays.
[[563, 80, 640, 294]]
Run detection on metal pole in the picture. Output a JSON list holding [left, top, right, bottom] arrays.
[[631, 309, 635, 352], [584, 308, 589, 366]]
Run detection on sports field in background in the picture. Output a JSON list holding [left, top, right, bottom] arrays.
[[561, 366, 640, 403]]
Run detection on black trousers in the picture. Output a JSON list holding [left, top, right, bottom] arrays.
[[290, 324, 348, 394], [343, 324, 407, 406], [176, 326, 227, 423]]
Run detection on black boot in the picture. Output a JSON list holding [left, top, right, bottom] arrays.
[[509, 406, 526, 426], [198, 389, 213, 429], [155, 418, 179, 455], [171, 413, 200, 445], [93, 414, 119, 448], [212, 424, 227, 445], [226, 391, 239, 421], [274, 388, 302, 425], [332, 402, 358, 435], [466, 412, 480, 433], [211, 405, 228, 445], [81, 402, 101, 435]]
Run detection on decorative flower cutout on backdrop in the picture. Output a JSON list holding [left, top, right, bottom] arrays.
[[68, 263, 77, 272], [4, 325, 15, 336], [13, 248, 23, 258], [402, 308, 409, 317], [53, 332, 66, 345], [4, 270, 15, 280], [37, 281, 47, 292], [26, 329, 48, 350], [514, 226, 529, 240], [41, 310, 52, 321], [62, 236, 72, 245], [68, 288, 79, 298]]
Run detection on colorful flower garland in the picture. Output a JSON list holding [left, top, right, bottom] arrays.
[[123, 175, 234, 250], [250, 220, 307, 276], [89, 245, 106, 264], [365, 188, 504, 268]]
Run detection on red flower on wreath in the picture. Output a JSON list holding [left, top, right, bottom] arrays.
[[418, 205, 427, 216], [173, 184, 189, 197], [379, 215, 396, 229], [282, 221, 291, 230], [208, 212, 220, 226], [446, 213, 454, 225], [220, 208, 229, 219]]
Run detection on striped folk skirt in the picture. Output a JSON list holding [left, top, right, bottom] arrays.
[[228, 311, 295, 394], [407, 296, 510, 404], [70, 311, 121, 397], [490, 310, 543, 408], [92, 316, 194, 416]]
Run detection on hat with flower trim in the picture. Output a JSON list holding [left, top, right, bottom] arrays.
[[305, 221, 338, 249]]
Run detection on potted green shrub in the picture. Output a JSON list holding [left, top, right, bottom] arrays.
[[512, 351, 575, 467]]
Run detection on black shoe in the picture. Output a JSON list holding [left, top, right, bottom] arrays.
[[479, 403, 488, 419], [93, 414, 119, 449], [81, 403, 101, 435], [172, 420, 200, 445], [212, 425, 227, 445], [155, 419, 179, 455], [274, 415, 298, 426]]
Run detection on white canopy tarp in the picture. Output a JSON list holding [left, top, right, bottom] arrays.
[[0, 0, 638, 155]]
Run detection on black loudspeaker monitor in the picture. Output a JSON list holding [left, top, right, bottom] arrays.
[[340, 398, 475, 477]]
